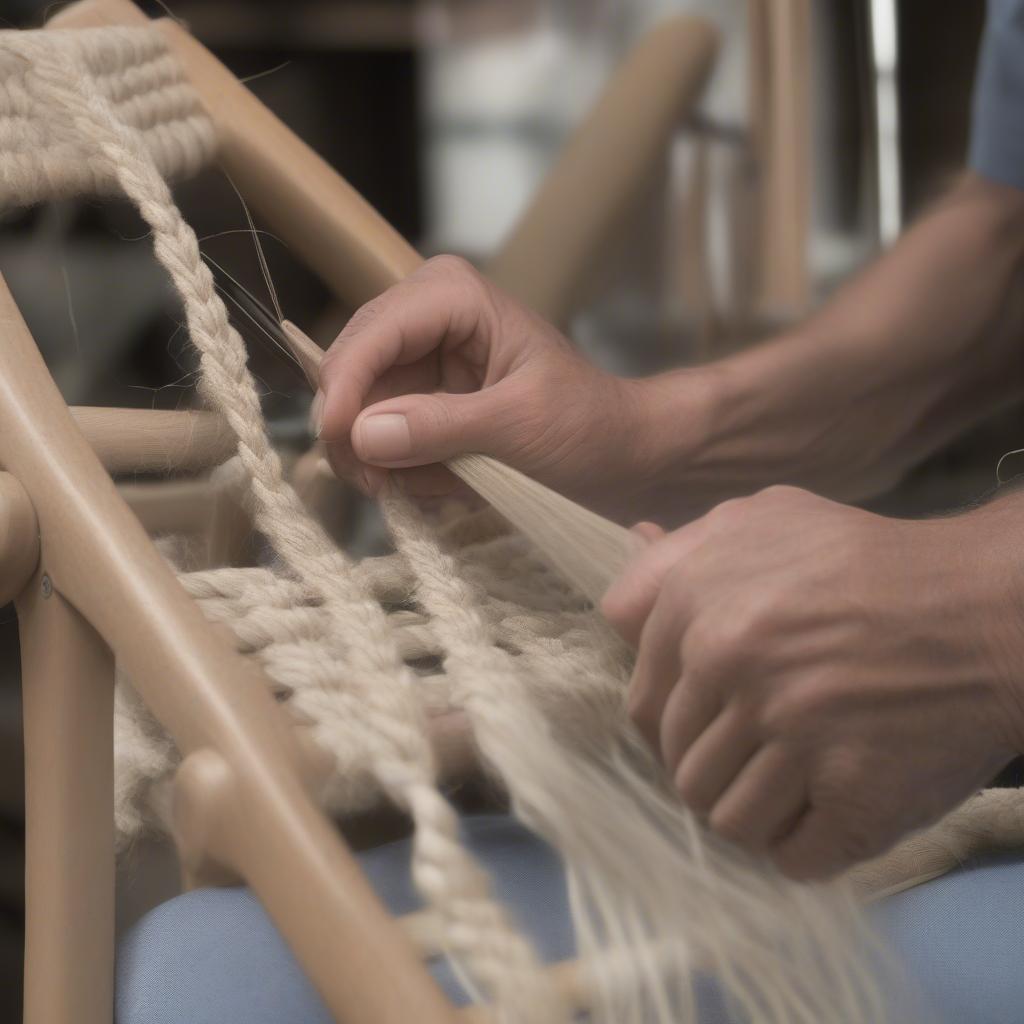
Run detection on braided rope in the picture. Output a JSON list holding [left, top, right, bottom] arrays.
[[1, 23, 919, 1023], [8, 26, 558, 1019]]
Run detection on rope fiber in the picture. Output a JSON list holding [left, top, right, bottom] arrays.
[[1, 23, 907, 1022]]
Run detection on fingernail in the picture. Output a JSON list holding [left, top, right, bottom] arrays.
[[357, 413, 410, 462], [309, 391, 325, 439]]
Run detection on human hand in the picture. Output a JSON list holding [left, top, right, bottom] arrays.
[[602, 485, 1024, 879], [314, 256, 691, 517]]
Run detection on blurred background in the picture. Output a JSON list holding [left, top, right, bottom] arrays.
[[0, 0, 1002, 1017]]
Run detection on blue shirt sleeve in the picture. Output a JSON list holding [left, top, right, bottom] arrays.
[[970, 0, 1024, 190]]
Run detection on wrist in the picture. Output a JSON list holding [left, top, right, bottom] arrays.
[[629, 336, 847, 519], [625, 363, 733, 520], [939, 495, 1024, 755]]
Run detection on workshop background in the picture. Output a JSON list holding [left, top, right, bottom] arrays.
[[0, 1, 1000, 1017]]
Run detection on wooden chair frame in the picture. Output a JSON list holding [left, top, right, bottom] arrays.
[[2, 3, 718, 1022]]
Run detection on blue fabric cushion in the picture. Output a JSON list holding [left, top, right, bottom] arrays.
[[970, 0, 1024, 189], [116, 815, 572, 1024], [877, 851, 1024, 1024], [116, 813, 1021, 1023]]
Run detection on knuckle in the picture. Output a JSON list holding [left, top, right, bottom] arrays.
[[659, 565, 691, 609], [705, 496, 749, 530], [675, 766, 714, 817], [683, 607, 763, 675], [425, 255, 498, 330], [761, 676, 840, 737], [341, 294, 386, 337], [708, 806, 752, 848], [626, 686, 659, 735], [417, 393, 459, 431], [601, 589, 638, 633], [756, 484, 805, 504], [426, 255, 489, 305], [424, 253, 476, 279], [728, 597, 776, 649], [761, 689, 818, 737]]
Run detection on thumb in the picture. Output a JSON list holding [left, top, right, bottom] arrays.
[[351, 388, 513, 468]]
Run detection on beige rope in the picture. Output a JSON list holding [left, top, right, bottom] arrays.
[[1, 24, 903, 1022], [0, 27, 215, 205], [13, 26, 557, 1019]]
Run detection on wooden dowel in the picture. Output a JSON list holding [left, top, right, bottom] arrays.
[[52, 0, 424, 308], [486, 15, 718, 325], [0, 274, 460, 1024], [71, 406, 235, 476], [18, 579, 115, 1024], [0, 472, 39, 605]]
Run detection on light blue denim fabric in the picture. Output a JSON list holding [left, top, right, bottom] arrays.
[[116, 814, 1020, 1023], [970, 0, 1024, 189]]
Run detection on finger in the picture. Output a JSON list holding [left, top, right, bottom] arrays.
[[707, 744, 808, 852], [627, 586, 693, 748], [323, 446, 389, 497], [602, 521, 708, 645], [390, 464, 462, 498], [318, 258, 494, 446], [321, 362, 447, 481], [631, 521, 666, 544], [770, 809, 883, 881], [670, 701, 754, 815], [350, 386, 520, 468]]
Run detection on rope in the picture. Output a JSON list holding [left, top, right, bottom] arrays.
[[0, 27, 215, 205], [1, 24, 900, 1022], [12, 26, 557, 1019]]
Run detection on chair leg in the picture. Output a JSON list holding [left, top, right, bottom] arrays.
[[18, 575, 114, 1024]]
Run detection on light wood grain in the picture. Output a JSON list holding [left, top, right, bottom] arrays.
[[487, 15, 718, 325], [17, 575, 114, 1024], [71, 406, 235, 476], [52, 0, 424, 310], [0, 272, 457, 1024], [0, 473, 39, 605]]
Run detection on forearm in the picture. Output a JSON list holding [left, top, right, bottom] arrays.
[[634, 175, 1024, 520]]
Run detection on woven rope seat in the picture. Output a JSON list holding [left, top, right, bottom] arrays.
[[0, 26, 214, 205], [116, 500, 625, 843], [3, 20, 907, 1023]]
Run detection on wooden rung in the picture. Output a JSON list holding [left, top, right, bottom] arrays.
[[0, 472, 39, 604], [71, 406, 235, 475]]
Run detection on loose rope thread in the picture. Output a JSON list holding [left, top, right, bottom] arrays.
[[0, 24, 925, 1022]]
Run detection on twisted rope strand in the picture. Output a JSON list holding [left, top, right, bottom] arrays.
[[12, 28, 555, 1019]]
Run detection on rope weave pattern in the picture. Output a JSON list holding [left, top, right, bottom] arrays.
[[11, 26, 556, 1018], [0, 27, 215, 205], [3, 24, 908, 1022]]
